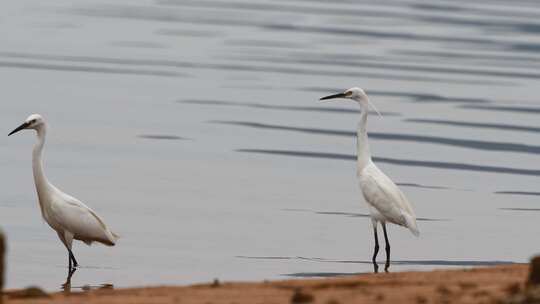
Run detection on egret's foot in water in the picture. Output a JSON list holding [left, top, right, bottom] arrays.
[[62, 267, 77, 292]]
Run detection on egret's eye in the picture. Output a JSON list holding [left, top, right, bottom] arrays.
[[345, 91, 353, 97], [30, 119, 36, 124]]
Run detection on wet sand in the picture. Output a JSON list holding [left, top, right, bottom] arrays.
[[5, 264, 530, 304]]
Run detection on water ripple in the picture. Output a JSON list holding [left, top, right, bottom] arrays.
[[237, 149, 540, 177], [215, 120, 540, 155]]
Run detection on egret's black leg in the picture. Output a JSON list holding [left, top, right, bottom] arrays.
[[68, 251, 72, 269], [372, 222, 380, 273], [68, 249, 78, 268], [382, 222, 391, 272]]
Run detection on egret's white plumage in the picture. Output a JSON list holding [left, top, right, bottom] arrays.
[[360, 164, 419, 236], [9, 114, 117, 269], [320, 87, 418, 271]]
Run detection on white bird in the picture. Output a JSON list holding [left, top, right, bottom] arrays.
[[9, 114, 118, 270], [320, 88, 419, 272]]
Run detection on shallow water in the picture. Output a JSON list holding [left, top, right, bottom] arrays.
[[0, 0, 539, 291]]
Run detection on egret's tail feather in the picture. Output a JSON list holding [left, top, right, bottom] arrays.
[[112, 232, 119, 243], [403, 213, 420, 237], [408, 224, 420, 237], [107, 231, 119, 246]]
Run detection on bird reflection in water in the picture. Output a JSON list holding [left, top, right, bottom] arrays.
[[61, 268, 114, 293]]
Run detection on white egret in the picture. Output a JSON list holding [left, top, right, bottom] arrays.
[[9, 114, 118, 270], [320, 88, 419, 272]]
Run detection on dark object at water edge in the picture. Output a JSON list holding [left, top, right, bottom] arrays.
[[0, 230, 4, 292], [528, 256, 540, 285], [291, 288, 314, 303], [0, 230, 5, 304]]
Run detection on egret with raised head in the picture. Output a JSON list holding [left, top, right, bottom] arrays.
[[9, 114, 118, 270], [320, 88, 419, 272]]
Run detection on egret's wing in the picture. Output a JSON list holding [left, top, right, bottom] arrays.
[[49, 193, 116, 245], [360, 164, 419, 235]]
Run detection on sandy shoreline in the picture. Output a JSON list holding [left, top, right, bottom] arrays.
[[3, 264, 534, 304]]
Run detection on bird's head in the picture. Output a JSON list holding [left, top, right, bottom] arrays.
[[8, 114, 45, 136], [320, 87, 381, 117]]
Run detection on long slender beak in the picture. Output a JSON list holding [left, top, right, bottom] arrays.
[[8, 122, 30, 136], [320, 92, 346, 101]]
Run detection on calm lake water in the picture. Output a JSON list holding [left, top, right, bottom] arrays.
[[1, 0, 540, 291]]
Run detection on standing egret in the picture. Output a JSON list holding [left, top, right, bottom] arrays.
[[9, 114, 118, 270], [320, 88, 419, 272]]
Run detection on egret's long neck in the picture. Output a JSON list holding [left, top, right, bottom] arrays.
[[356, 107, 372, 172], [32, 124, 51, 213]]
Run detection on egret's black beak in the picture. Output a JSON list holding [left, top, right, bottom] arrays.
[[320, 92, 347, 101], [8, 122, 30, 136]]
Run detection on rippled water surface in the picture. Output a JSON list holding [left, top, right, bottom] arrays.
[[1, 0, 540, 290]]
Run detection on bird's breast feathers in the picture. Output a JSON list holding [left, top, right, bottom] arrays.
[[358, 164, 417, 227]]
